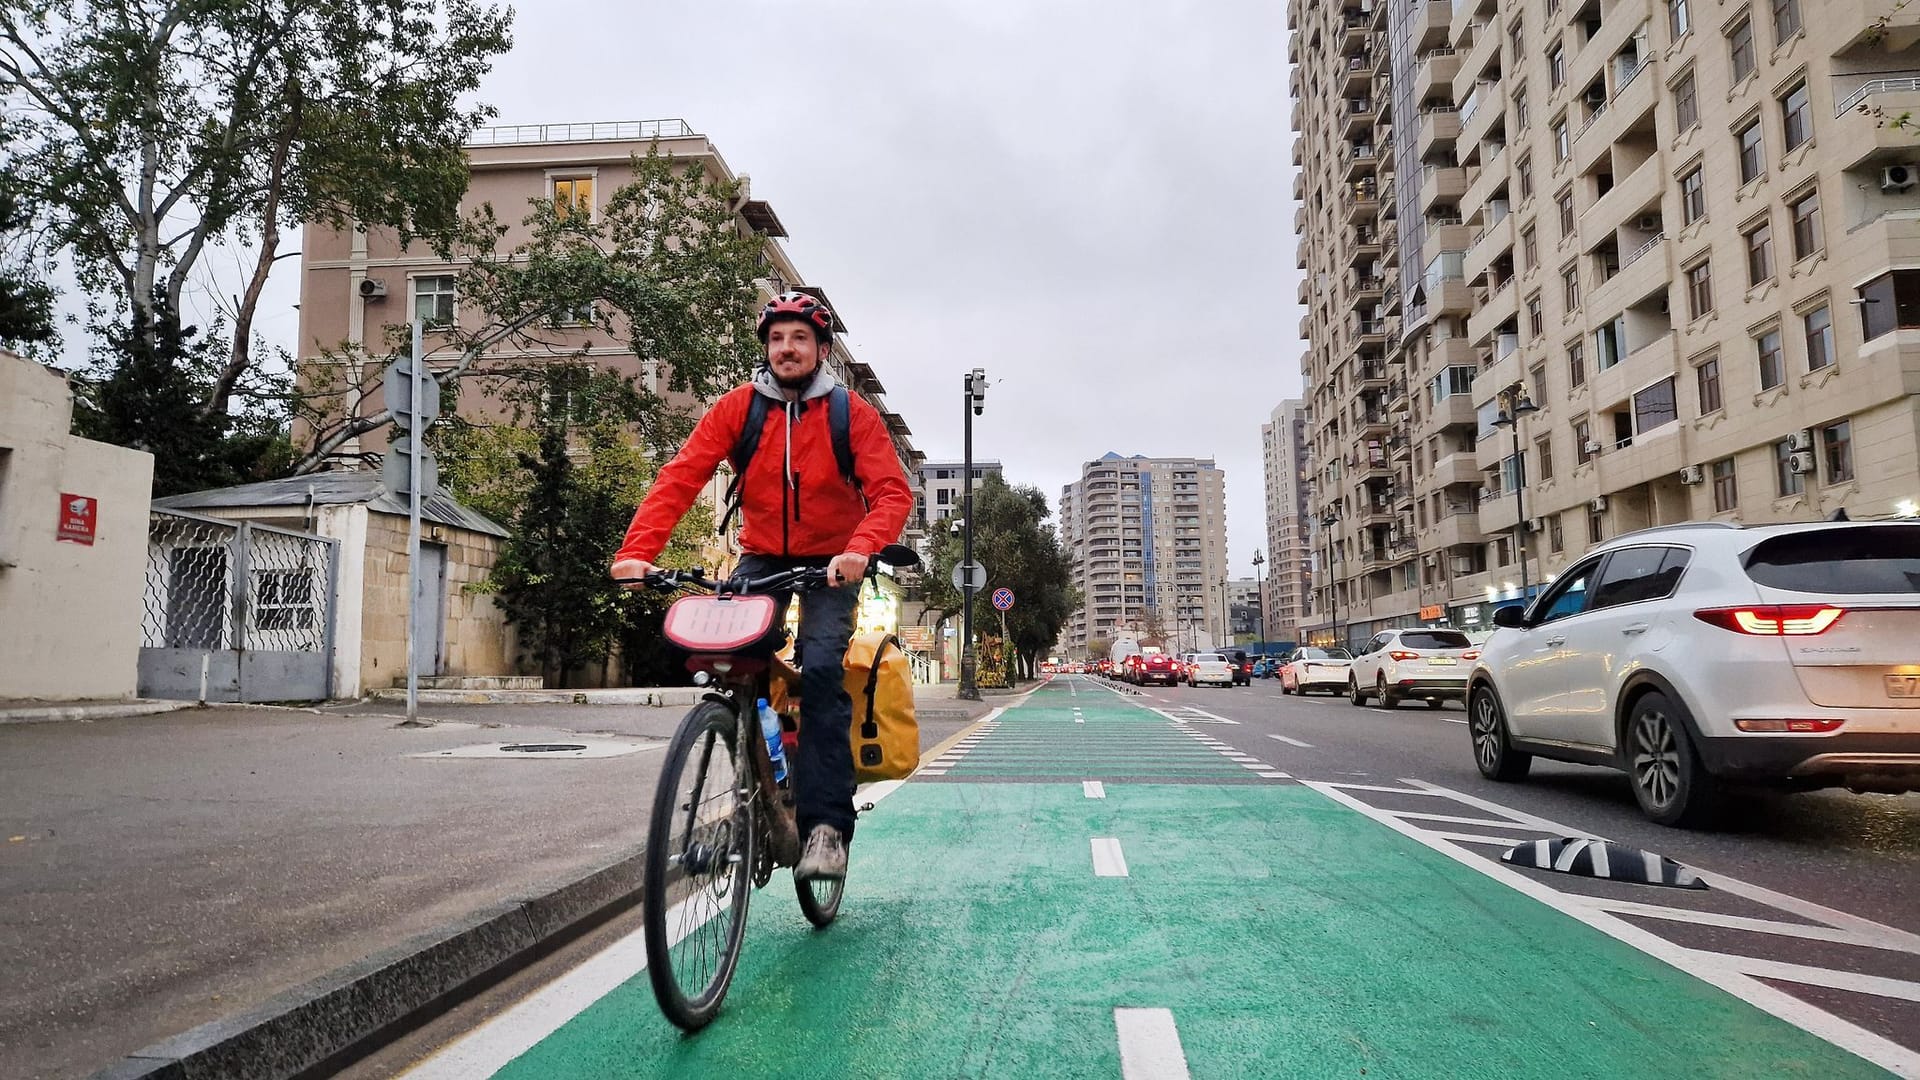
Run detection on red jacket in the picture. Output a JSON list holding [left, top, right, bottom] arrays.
[[616, 380, 914, 563]]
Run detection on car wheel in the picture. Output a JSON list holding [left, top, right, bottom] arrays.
[[1349, 677, 1367, 706], [1625, 690, 1722, 829], [1378, 674, 1400, 708], [1470, 685, 1532, 782], [1280, 681, 1293, 695]]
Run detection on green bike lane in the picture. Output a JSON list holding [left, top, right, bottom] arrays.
[[409, 678, 1890, 1079]]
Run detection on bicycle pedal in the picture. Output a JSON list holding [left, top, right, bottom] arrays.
[[856, 801, 876, 814]]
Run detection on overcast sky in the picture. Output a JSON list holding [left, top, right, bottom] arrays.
[[63, 1, 1305, 577]]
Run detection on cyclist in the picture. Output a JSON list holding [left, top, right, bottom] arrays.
[[610, 291, 913, 881]]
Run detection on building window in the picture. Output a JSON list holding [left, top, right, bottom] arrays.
[[1513, 83, 1530, 128], [1772, 0, 1802, 43], [1511, 19, 1525, 59], [1803, 304, 1833, 370], [552, 298, 597, 327], [1567, 341, 1586, 387], [1553, 118, 1570, 161], [1562, 263, 1580, 310], [412, 274, 456, 327], [1775, 438, 1805, 496], [1681, 166, 1706, 224], [1756, 327, 1785, 389], [1737, 120, 1765, 184], [1696, 355, 1723, 413], [1790, 189, 1823, 259], [1588, 505, 1605, 544], [936, 488, 952, 505], [1711, 458, 1738, 511], [1744, 219, 1774, 285], [1527, 293, 1545, 336], [1521, 224, 1538, 270], [1634, 377, 1679, 434], [1858, 269, 1920, 341], [1595, 315, 1626, 370], [1672, 71, 1700, 132], [1519, 155, 1535, 201], [1575, 418, 1594, 463], [1536, 434, 1554, 480], [1549, 45, 1566, 89], [552, 176, 595, 219], [1557, 189, 1575, 236], [1549, 513, 1565, 553], [1729, 18, 1756, 83], [1670, 0, 1691, 38], [1780, 82, 1812, 152], [1685, 260, 1714, 320], [1821, 419, 1853, 483], [1531, 364, 1549, 405]]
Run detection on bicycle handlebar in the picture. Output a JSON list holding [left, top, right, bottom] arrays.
[[612, 564, 840, 595]]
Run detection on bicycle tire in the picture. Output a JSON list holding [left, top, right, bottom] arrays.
[[795, 873, 843, 927], [643, 698, 755, 1031]]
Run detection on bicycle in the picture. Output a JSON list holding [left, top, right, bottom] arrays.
[[619, 543, 920, 1031]]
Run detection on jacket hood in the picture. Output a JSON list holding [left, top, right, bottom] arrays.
[[752, 363, 838, 403]]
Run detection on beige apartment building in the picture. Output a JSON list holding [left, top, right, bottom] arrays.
[[1260, 399, 1315, 646], [1291, 0, 1920, 647], [1059, 454, 1231, 655]]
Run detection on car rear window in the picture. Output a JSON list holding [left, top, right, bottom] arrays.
[[1744, 526, 1920, 594], [1196, 653, 1223, 662], [1398, 630, 1471, 650], [1298, 648, 1351, 660]]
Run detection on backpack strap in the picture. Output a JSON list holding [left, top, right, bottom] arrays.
[[861, 632, 900, 738], [828, 386, 861, 491], [720, 392, 772, 535]]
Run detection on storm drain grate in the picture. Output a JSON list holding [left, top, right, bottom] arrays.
[[501, 743, 589, 753]]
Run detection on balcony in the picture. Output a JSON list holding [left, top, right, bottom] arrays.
[[1465, 277, 1518, 346], [1429, 449, 1481, 488], [1450, 0, 1495, 50], [1563, 14, 1643, 119], [1831, 75, 1920, 169], [1358, 362, 1390, 390], [1459, 144, 1507, 222], [1353, 317, 1388, 347], [1457, 83, 1504, 155], [1831, 1, 1920, 52], [1588, 330, 1678, 422], [1343, 53, 1373, 95], [1417, 107, 1463, 157], [1345, 180, 1382, 225], [1577, 157, 1662, 250], [1344, 96, 1379, 137], [1584, 234, 1669, 321], [1428, 390, 1478, 431], [1418, 164, 1468, 213], [1454, 25, 1500, 104], [1348, 228, 1385, 265], [1411, 0, 1454, 50], [1572, 60, 1657, 178], [1344, 144, 1380, 181], [1350, 272, 1386, 309], [1341, 13, 1369, 54], [1426, 506, 1487, 550], [1462, 212, 1513, 285], [1416, 48, 1462, 104]]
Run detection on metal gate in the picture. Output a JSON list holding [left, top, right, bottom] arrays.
[[138, 509, 341, 702]]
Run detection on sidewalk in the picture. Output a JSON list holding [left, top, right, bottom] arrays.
[[0, 684, 1016, 1080]]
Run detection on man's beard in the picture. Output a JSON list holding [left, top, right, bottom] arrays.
[[770, 359, 814, 390]]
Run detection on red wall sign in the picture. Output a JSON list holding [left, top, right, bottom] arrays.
[[57, 493, 98, 545]]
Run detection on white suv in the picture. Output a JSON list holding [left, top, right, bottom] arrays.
[[1348, 628, 1477, 708], [1467, 521, 1920, 827]]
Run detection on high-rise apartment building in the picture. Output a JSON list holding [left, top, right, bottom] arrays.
[[1291, 0, 1920, 647], [1260, 399, 1314, 645], [914, 460, 1004, 529], [1059, 454, 1231, 654]]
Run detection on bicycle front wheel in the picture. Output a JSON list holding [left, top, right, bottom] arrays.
[[643, 699, 755, 1031]]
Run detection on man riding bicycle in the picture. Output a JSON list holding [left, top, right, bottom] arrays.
[[610, 291, 912, 882]]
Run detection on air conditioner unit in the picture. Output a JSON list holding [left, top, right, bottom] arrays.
[[1422, 553, 1438, 567], [1679, 465, 1705, 485], [1786, 428, 1815, 453], [1883, 164, 1918, 192], [1635, 214, 1661, 231], [1583, 440, 1604, 455], [1590, 496, 1609, 512], [1789, 450, 1817, 475], [358, 278, 388, 299], [1526, 517, 1545, 533], [1450, 555, 1476, 574]]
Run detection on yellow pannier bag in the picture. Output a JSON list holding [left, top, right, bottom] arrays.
[[841, 631, 919, 782]]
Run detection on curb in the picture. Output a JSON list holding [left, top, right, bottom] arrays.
[[91, 843, 651, 1080], [0, 700, 195, 726], [366, 687, 708, 707]]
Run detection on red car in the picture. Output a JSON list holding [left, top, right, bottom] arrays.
[[1134, 653, 1180, 687]]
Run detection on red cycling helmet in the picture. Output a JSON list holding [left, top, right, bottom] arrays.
[[755, 291, 834, 345]]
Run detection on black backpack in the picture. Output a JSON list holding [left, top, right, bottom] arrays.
[[720, 386, 861, 533]]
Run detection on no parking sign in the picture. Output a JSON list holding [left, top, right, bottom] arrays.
[[991, 587, 1014, 611]]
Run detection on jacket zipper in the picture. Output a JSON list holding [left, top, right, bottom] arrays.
[[792, 473, 802, 524]]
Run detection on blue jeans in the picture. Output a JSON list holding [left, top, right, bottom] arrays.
[[735, 555, 860, 842]]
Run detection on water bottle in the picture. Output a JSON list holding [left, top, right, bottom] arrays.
[[756, 698, 787, 783]]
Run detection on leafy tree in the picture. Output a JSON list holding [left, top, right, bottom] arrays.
[[920, 475, 1079, 680], [0, 188, 54, 348], [69, 293, 294, 494], [436, 363, 710, 687], [295, 147, 769, 472], [1085, 637, 1112, 660], [0, 0, 511, 415]]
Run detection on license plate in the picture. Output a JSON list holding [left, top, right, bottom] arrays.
[[1889, 674, 1920, 699], [1428, 658, 1458, 666]]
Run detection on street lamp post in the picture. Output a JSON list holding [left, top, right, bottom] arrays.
[[959, 368, 987, 701], [1251, 550, 1267, 653], [1218, 581, 1231, 649], [1319, 510, 1341, 649], [1493, 383, 1540, 611]]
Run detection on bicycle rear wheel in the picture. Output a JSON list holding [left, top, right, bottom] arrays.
[[643, 699, 755, 1031]]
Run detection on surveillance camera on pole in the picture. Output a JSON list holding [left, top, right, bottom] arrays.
[[960, 367, 987, 700], [968, 367, 987, 416]]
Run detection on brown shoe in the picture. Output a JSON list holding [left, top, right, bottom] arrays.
[[795, 825, 847, 881]]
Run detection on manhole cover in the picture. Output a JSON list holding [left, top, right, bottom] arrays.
[[412, 739, 663, 760], [501, 743, 588, 753]]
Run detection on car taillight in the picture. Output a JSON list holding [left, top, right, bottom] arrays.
[[1462, 650, 1479, 660], [1388, 650, 1420, 661], [1693, 606, 1845, 635], [1734, 719, 1846, 733]]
